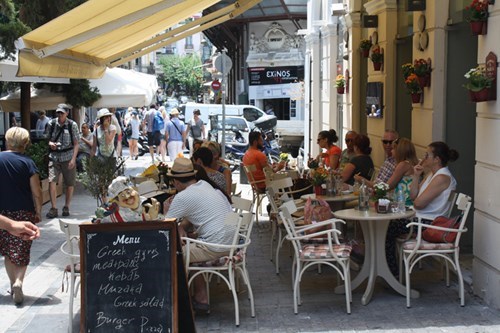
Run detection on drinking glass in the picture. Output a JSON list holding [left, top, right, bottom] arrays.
[[297, 155, 304, 178]]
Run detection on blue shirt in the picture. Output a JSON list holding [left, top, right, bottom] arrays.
[[166, 118, 185, 142], [0, 151, 38, 212]]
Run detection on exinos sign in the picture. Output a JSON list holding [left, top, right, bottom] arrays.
[[248, 66, 304, 85]]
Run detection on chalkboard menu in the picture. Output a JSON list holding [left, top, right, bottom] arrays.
[[80, 222, 193, 333]]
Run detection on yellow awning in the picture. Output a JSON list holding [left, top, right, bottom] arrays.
[[16, 0, 261, 79]]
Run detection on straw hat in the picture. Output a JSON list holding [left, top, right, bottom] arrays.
[[97, 108, 113, 119], [167, 157, 197, 178], [108, 176, 131, 200], [137, 180, 166, 198], [170, 108, 180, 115]]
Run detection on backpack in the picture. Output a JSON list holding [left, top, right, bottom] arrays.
[[48, 118, 75, 150], [152, 111, 164, 132]]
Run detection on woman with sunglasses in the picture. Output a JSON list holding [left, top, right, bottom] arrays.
[[386, 141, 459, 276], [312, 129, 342, 170], [356, 138, 418, 205]]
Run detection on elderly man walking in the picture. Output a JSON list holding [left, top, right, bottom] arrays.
[[165, 108, 186, 161]]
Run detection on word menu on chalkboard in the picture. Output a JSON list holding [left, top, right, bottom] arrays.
[[80, 222, 185, 333]]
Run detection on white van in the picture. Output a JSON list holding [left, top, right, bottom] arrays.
[[181, 102, 277, 135]]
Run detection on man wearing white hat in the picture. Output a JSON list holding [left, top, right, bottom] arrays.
[[165, 157, 234, 311], [165, 108, 186, 161], [45, 105, 80, 219]]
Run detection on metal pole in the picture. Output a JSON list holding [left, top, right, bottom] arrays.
[[221, 50, 226, 157]]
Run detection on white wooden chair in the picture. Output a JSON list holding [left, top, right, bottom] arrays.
[[278, 200, 352, 314], [243, 164, 267, 227], [266, 177, 307, 273], [59, 219, 81, 333], [402, 193, 472, 308], [397, 191, 458, 283], [183, 212, 255, 326]]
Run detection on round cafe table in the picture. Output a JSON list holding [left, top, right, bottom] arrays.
[[300, 192, 358, 211], [333, 207, 419, 305]]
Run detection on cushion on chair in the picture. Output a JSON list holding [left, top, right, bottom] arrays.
[[65, 263, 80, 273], [402, 239, 456, 251], [190, 250, 245, 267], [300, 243, 352, 259]]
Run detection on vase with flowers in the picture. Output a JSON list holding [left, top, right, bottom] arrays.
[[402, 63, 414, 80], [413, 58, 432, 88], [335, 74, 346, 94], [370, 47, 383, 71], [405, 73, 423, 103], [373, 182, 390, 213], [465, 0, 489, 35], [359, 39, 372, 58], [310, 166, 328, 195], [463, 66, 493, 102]]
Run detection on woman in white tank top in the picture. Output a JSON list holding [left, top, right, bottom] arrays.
[[386, 141, 459, 276]]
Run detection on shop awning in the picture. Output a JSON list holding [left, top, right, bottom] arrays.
[[15, 0, 262, 79]]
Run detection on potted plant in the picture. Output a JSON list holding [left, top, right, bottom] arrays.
[[405, 73, 423, 103], [310, 166, 328, 195], [402, 63, 414, 79], [25, 140, 50, 203], [359, 39, 372, 58], [465, 0, 489, 35], [463, 66, 493, 102], [413, 58, 432, 87], [335, 74, 346, 94], [370, 47, 383, 71], [373, 182, 390, 213]]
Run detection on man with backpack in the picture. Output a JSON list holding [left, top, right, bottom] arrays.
[[45, 104, 80, 218], [165, 108, 186, 161], [144, 104, 162, 163]]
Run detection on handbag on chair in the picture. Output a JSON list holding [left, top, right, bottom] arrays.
[[422, 214, 462, 243]]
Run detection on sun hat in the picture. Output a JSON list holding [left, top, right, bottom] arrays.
[[108, 176, 131, 200], [167, 157, 197, 178], [170, 108, 180, 115], [97, 108, 113, 119], [137, 180, 166, 198]]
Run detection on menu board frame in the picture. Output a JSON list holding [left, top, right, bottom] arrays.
[[80, 221, 184, 333]]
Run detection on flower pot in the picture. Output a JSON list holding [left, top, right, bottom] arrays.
[[411, 93, 422, 104], [417, 74, 430, 88], [470, 20, 487, 36], [314, 185, 323, 196], [472, 88, 490, 102], [361, 49, 369, 58], [469, 90, 478, 102], [373, 62, 382, 71], [336, 87, 345, 94]]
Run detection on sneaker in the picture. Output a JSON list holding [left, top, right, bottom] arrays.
[[11, 284, 23, 305], [46, 208, 58, 218], [62, 206, 70, 217]]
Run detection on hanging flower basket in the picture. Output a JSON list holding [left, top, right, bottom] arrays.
[[337, 87, 345, 94], [373, 62, 382, 71], [411, 93, 422, 104], [359, 39, 373, 58], [361, 49, 370, 58], [469, 88, 490, 102], [370, 47, 383, 71], [466, 0, 489, 35], [414, 59, 432, 88]]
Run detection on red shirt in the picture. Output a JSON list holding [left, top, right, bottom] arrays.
[[323, 145, 342, 168], [243, 148, 268, 189]]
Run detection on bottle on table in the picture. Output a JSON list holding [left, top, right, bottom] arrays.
[[395, 185, 405, 213], [358, 179, 369, 211]]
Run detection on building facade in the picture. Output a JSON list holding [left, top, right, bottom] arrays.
[[305, 0, 500, 309]]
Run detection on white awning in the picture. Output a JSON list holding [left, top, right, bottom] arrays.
[[0, 68, 158, 112]]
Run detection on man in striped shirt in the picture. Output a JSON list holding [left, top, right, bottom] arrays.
[[166, 157, 234, 311]]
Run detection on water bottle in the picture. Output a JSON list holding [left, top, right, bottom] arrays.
[[395, 185, 405, 213], [358, 179, 369, 211], [326, 169, 335, 196]]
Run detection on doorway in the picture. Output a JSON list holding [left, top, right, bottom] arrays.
[[265, 98, 290, 120], [395, 36, 413, 139]]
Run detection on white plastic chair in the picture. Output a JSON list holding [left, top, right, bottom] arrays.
[[278, 200, 352, 314], [402, 193, 472, 308], [59, 219, 81, 333], [243, 164, 267, 227], [183, 212, 255, 326]]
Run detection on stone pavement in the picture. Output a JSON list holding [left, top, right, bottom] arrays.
[[1, 153, 500, 333]]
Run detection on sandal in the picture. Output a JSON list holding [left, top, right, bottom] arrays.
[[11, 284, 24, 305], [62, 206, 70, 217], [46, 207, 58, 219]]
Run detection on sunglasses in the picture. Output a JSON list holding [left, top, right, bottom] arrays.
[[382, 140, 394, 145]]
